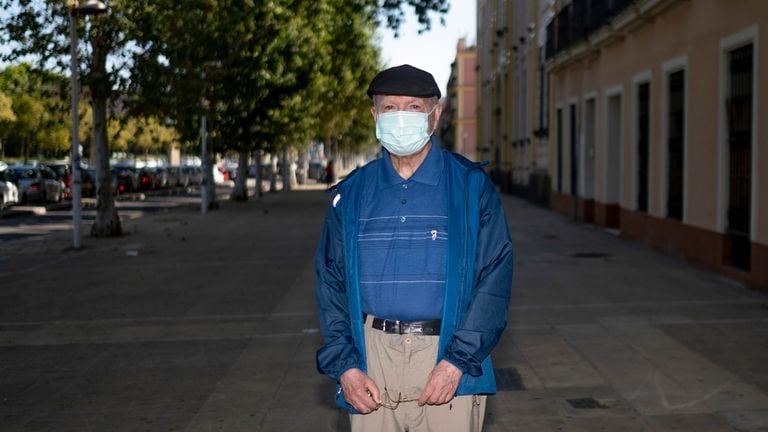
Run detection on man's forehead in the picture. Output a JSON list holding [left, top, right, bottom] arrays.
[[377, 95, 429, 104]]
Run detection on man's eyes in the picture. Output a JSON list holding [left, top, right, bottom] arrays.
[[381, 104, 424, 111]]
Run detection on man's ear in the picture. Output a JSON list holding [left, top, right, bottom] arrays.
[[370, 106, 377, 120], [433, 103, 442, 121], [431, 103, 442, 128]]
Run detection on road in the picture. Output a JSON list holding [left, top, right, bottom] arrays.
[[1, 185, 767, 431]]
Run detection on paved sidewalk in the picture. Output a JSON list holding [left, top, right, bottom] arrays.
[[0, 188, 767, 431], [487, 194, 768, 432]]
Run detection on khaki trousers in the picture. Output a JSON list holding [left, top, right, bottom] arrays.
[[350, 315, 486, 432]]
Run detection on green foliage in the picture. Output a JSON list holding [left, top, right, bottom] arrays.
[[0, 92, 15, 123], [1, 0, 449, 159], [374, 0, 450, 36], [109, 116, 179, 155], [0, 63, 80, 158]]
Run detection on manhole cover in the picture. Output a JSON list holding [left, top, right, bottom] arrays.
[[566, 397, 606, 409], [570, 252, 611, 259], [494, 367, 525, 391]]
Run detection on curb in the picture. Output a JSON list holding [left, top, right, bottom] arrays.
[[0, 193, 148, 219]]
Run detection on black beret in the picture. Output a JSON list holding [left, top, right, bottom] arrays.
[[367, 64, 441, 99]]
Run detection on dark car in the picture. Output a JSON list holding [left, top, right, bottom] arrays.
[[44, 163, 72, 198], [138, 167, 167, 190], [111, 165, 139, 193], [307, 161, 325, 182], [78, 167, 96, 197]]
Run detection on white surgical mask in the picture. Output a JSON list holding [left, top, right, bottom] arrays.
[[375, 107, 435, 156]]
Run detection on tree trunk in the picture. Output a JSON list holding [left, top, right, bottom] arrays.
[[281, 146, 291, 192], [254, 149, 264, 198], [200, 140, 217, 211], [23, 136, 29, 164], [230, 149, 249, 201], [89, 27, 122, 237], [269, 153, 278, 193]]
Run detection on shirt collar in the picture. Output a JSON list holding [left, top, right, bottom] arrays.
[[379, 137, 444, 189]]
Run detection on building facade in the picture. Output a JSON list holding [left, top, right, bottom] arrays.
[[477, 0, 552, 205], [440, 38, 478, 160], [478, 0, 768, 290]]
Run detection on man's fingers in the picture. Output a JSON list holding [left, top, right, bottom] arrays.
[[417, 381, 435, 406], [366, 380, 381, 405], [349, 387, 379, 413], [340, 369, 381, 413]]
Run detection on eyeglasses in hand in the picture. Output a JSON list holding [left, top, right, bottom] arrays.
[[378, 390, 418, 410]]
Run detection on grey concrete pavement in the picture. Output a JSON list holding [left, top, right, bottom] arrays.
[[486, 194, 768, 432], [0, 186, 767, 431]]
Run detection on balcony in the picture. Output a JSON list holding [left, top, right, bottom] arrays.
[[545, 0, 679, 64]]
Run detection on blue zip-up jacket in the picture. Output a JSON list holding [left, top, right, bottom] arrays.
[[315, 146, 514, 411]]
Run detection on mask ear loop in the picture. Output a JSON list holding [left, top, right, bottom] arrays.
[[426, 105, 437, 135]]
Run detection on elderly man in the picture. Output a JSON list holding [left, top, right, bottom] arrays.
[[315, 64, 513, 431]]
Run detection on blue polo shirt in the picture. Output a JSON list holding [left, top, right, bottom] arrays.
[[358, 142, 448, 321]]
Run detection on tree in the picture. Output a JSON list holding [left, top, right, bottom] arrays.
[[0, 92, 14, 123], [0, 64, 80, 161], [1, 1, 130, 236], [1, 0, 449, 219], [0, 91, 16, 158], [109, 116, 178, 157]]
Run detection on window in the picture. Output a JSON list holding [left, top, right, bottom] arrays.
[[636, 82, 650, 212], [667, 70, 685, 220], [726, 43, 753, 270], [557, 107, 563, 192]]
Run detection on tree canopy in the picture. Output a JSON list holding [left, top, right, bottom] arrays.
[[0, 0, 450, 229]]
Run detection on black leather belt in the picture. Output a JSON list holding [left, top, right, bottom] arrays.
[[371, 317, 441, 335]]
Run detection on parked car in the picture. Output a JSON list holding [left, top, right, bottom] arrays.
[[163, 166, 182, 188], [213, 166, 226, 184], [220, 160, 238, 181], [111, 165, 139, 193], [247, 163, 271, 180], [0, 169, 19, 209], [44, 162, 72, 197], [84, 167, 116, 196], [307, 160, 325, 182], [181, 165, 202, 186], [78, 167, 96, 198], [138, 167, 162, 190], [174, 166, 190, 188], [182, 165, 203, 185], [6, 165, 64, 204]]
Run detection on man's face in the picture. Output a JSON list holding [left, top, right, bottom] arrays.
[[371, 95, 442, 132]]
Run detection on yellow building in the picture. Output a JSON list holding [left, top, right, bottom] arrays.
[[546, 0, 767, 289], [477, 0, 551, 205]]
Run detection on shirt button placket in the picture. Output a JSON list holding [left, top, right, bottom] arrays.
[[400, 183, 408, 218]]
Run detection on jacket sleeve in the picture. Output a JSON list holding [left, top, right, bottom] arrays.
[[443, 175, 514, 377], [315, 195, 363, 381]]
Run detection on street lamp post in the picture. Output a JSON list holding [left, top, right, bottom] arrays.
[[69, 0, 106, 249]]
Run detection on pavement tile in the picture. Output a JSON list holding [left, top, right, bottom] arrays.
[[644, 413, 739, 431], [566, 416, 654, 431], [719, 410, 768, 432], [514, 331, 606, 389]]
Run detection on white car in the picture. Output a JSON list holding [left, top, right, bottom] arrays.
[[6, 165, 64, 204], [0, 169, 19, 209]]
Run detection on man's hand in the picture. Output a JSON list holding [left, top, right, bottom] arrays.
[[340, 368, 381, 413], [418, 360, 463, 406]]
